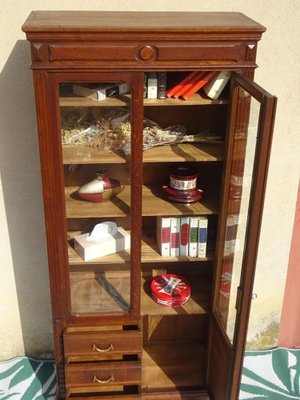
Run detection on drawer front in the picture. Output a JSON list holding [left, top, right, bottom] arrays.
[[64, 330, 142, 359], [32, 40, 248, 67], [65, 361, 141, 388]]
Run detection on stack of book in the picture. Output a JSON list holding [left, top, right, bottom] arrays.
[[157, 216, 208, 258], [144, 72, 167, 99], [166, 71, 231, 100]]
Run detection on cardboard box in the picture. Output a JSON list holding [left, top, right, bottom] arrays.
[[74, 227, 130, 261]]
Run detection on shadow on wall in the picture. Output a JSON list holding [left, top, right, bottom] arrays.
[[0, 40, 53, 357]]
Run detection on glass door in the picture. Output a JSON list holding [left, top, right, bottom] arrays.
[[208, 72, 277, 400], [56, 72, 143, 320]]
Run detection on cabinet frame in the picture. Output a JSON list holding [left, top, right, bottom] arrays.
[[23, 11, 275, 400]]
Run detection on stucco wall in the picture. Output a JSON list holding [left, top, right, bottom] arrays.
[[0, 0, 299, 359]]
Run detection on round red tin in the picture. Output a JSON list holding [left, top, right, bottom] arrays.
[[150, 273, 191, 307]]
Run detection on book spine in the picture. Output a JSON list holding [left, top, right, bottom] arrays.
[[144, 73, 148, 98], [189, 217, 199, 257], [147, 72, 158, 99], [166, 71, 199, 98], [181, 71, 217, 100], [198, 217, 208, 258], [170, 217, 180, 257], [157, 72, 167, 99], [223, 215, 238, 256], [156, 217, 171, 256], [173, 71, 205, 99], [180, 216, 190, 256]]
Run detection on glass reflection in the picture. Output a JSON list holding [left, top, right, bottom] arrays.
[[218, 89, 260, 341], [59, 80, 133, 315]]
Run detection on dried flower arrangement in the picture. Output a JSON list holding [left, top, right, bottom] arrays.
[[61, 107, 222, 155]]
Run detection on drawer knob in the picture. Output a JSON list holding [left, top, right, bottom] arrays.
[[139, 45, 155, 61], [93, 375, 115, 384], [92, 343, 114, 353]]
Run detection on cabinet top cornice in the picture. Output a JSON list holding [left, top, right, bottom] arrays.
[[22, 11, 265, 34]]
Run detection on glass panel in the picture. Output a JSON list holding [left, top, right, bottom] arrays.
[[217, 87, 260, 341], [59, 79, 132, 315]]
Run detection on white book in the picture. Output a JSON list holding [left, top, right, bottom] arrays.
[[147, 72, 158, 99], [189, 216, 199, 257], [170, 217, 180, 257], [156, 216, 171, 257], [197, 217, 208, 258], [180, 216, 190, 256], [203, 71, 231, 100]]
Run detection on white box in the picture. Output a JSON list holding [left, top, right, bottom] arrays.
[[74, 227, 130, 261]]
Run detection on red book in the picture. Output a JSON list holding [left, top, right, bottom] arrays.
[[181, 71, 217, 100], [173, 72, 206, 99], [166, 71, 199, 98], [180, 216, 190, 256], [170, 217, 180, 257]]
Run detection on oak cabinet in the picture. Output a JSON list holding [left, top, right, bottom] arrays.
[[23, 11, 276, 400]]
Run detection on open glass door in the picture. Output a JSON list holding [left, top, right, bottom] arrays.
[[208, 73, 277, 400]]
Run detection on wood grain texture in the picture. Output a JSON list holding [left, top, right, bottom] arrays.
[[142, 341, 206, 389], [65, 360, 141, 388], [64, 330, 142, 360], [62, 143, 223, 165], [23, 11, 265, 33], [65, 185, 219, 218]]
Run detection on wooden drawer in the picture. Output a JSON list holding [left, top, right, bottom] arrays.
[[33, 40, 246, 67], [64, 330, 142, 360], [65, 360, 141, 389]]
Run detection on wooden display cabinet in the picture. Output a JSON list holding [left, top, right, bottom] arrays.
[[22, 11, 277, 400]]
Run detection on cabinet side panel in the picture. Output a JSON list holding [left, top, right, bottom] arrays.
[[32, 71, 70, 319]]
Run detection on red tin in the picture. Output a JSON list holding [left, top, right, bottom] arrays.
[[151, 273, 191, 307]]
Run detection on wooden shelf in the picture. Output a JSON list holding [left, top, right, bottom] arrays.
[[69, 273, 210, 317], [68, 234, 214, 265], [142, 341, 206, 390], [60, 93, 227, 108], [141, 277, 210, 316], [63, 146, 128, 165], [62, 142, 223, 165], [60, 94, 131, 108], [143, 143, 223, 163], [65, 185, 219, 218], [144, 93, 228, 106]]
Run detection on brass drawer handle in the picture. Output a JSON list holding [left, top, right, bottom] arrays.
[[93, 374, 115, 384], [91, 343, 114, 353]]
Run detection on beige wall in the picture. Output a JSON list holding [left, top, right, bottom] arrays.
[[0, 0, 299, 359]]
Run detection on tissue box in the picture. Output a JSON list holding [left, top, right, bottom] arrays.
[[74, 227, 130, 261]]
